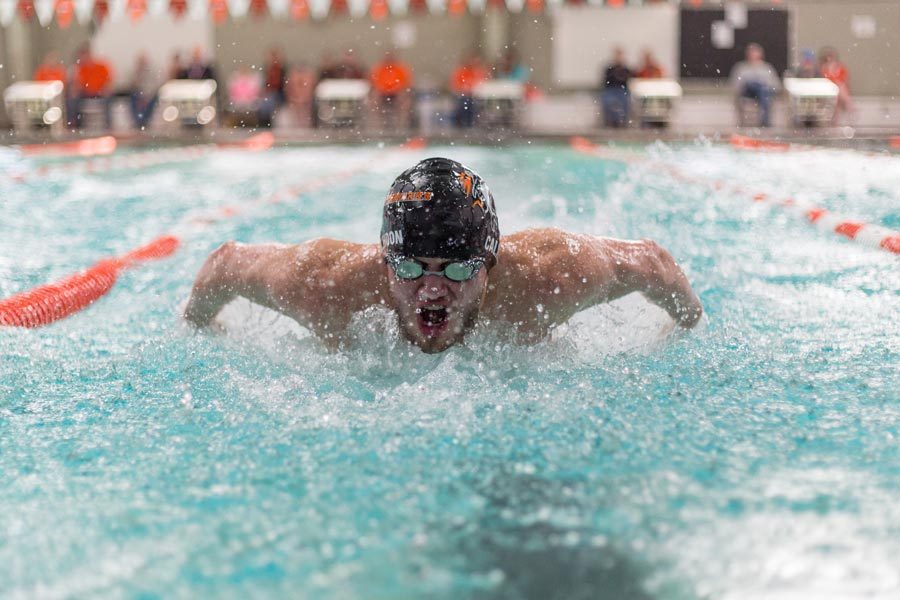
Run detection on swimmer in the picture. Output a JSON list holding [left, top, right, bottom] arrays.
[[184, 158, 703, 353]]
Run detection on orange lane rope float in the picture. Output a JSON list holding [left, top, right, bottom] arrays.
[[570, 136, 899, 256]]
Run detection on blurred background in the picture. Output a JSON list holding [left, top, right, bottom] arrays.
[[0, 0, 898, 139]]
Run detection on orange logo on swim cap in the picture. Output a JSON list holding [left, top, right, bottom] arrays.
[[457, 171, 473, 197]]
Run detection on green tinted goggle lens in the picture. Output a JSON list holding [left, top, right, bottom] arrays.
[[391, 258, 481, 282]]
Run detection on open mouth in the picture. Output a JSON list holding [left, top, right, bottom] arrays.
[[416, 305, 449, 336]]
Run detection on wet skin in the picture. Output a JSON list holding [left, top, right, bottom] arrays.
[[184, 228, 703, 352]]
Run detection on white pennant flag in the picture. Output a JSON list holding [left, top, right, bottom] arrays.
[[106, 0, 126, 20], [466, 0, 483, 13], [386, 0, 405, 16], [267, 0, 287, 16], [346, 0, 365, 17], [425, 0, 444, 15], [147, 0, 167, 15], [307, 0, 327, 20], [0, 0, 17, 26], [188, 0, 207, 19], [35, 0, 55, 24], [74, 0, 93, 23], [504, 0, 522, 12], [226, 0, 249, 17]]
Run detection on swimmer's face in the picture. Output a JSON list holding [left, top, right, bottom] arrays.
[[386, 256, 488, 354]]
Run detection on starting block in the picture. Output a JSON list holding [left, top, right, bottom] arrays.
[[473, 80, 524, 129], [783, 77, 839, 127], [316, 79, 370, 128], [628, 78, 682, 128], [158, 79, 218, 129], [3, 81, 66, 137]]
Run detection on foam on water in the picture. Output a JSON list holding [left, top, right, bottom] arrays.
[[1, 143, 898, 599]]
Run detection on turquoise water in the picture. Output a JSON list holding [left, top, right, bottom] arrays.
[[1, 142, 898, 599]]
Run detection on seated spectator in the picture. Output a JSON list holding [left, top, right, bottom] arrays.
[[370, 49, 413, 129], [33, 51, 67, 84], [495, 49, 529, 83], [450, 50, 488, 128], [68, 44, 113, 129], [636, 50, 664, 79], [331, 49, 367, 80], [128, 53, 161, 130], [167, 51, 184, 81], [284, 63, 316, 128], [227, 65, 262, 127], [259, 46, 287, 128], [819, 47, 853, 123], [729, 43, 781, 127], [790, 49, 819, 78], [180, 47, 216, 81], [600, 47, 633, 127]]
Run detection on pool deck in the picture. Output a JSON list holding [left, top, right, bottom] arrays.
[[2, 93, 899, 151]]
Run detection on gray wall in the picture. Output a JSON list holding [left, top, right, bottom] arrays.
[[793, 0, 900, 95]]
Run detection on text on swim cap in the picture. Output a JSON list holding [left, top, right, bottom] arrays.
[[484, 235, 499, 255], [387, 191, 433, 203], [382, 230, 404, 247]]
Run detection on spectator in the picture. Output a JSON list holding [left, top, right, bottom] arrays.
[[68, 44, 113, 129], [167, 51, 184, 81], [450, 50, 488, 128], [819, 47, 853, 123], [33, 51, 67, 84], [259, 46, 287, 127], [729, 43, 781, 127], [128, 53, 161, 130], [227, 65, 262, 126], [495, 49, 529, 83], [284, 63, 316, 127], [370, 49, 413, 129], [331, 48, 367, 80], [317, 50, 340, 82], [636, 50, 664, 79], [180, 47, 216, 80], [600, 47, 633, 127], [791, 49, 819, 78]]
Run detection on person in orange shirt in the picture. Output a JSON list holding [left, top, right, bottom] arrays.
[[819, 47, 853, 123], [370, 50, 413, 129], [69, 44, 114, 130], [33, 51, 67, 84], [450, 50, 487, 128], [636, 50, 664, 79]]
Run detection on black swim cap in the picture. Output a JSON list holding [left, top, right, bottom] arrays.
[[381, 157, 500, 268]]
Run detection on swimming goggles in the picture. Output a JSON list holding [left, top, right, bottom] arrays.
[[386, 255, 484, 282]]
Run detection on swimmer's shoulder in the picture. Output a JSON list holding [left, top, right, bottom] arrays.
[[287, 238, 387, 306]]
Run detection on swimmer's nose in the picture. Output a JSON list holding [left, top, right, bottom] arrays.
[[418, 275, 449, 300]]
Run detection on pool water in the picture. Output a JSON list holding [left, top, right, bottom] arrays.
[[1, 141, 898, 599]]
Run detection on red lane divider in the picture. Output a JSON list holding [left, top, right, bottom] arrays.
[[1, 138, 426, 328], [18, 135, 118, 158], [0, 236, 179, 328], [729, 134, 791, 152], [570, 136, 900, 256]]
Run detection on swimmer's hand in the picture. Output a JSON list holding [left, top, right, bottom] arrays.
[[614, 239, 704, 329], [184, 242, 241, 327]]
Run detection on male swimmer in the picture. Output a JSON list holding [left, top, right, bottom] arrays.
[[184, 158, 702, 353]]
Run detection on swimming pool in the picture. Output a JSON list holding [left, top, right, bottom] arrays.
[[1, 140, 898, 598]]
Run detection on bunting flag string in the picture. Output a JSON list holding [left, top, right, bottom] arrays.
[[55, 0, 74, 26], [0, 0, 697, 23]]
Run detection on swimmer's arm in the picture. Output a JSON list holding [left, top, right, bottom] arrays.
[[184, 242, 299, 327], [602, 239, 703, 328]]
